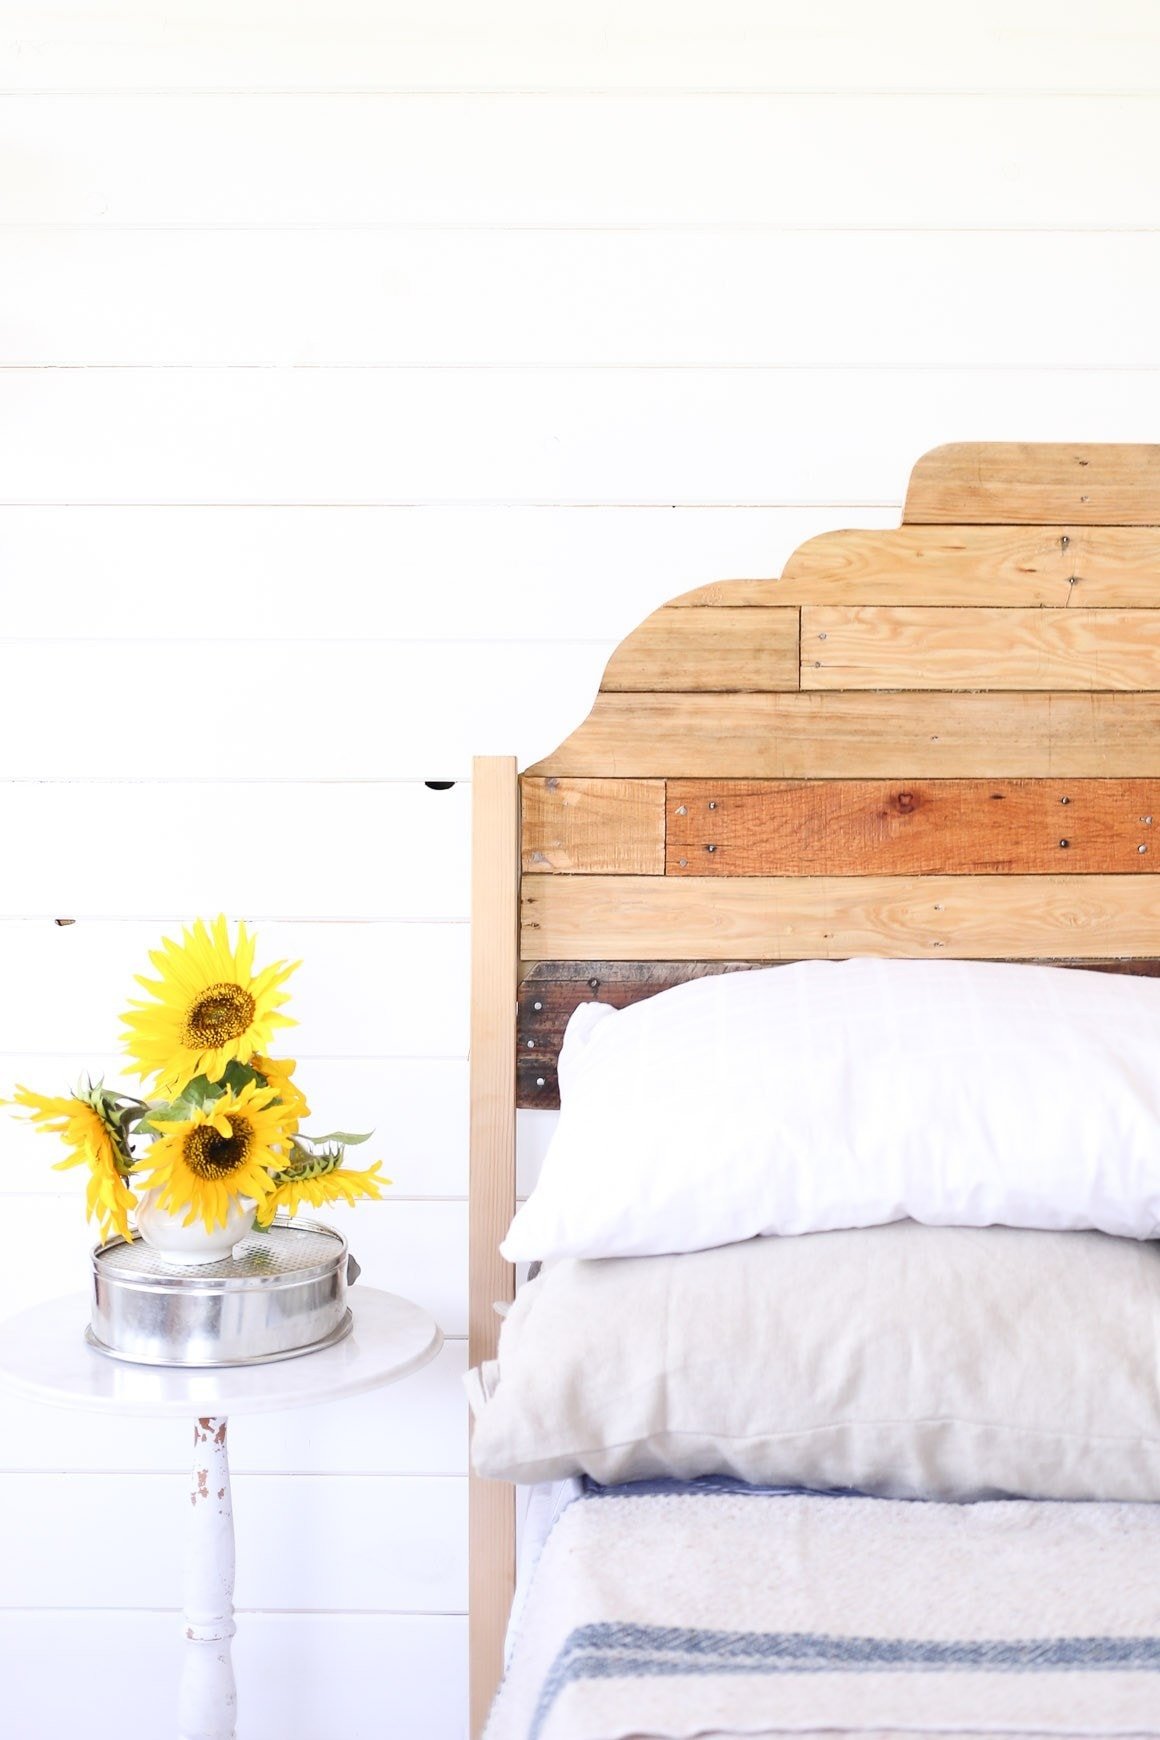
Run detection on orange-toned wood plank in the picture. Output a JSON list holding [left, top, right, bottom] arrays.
[[666, 779, 1159, 876], [520, 776, 664, 873], [526, 690, 1160, 779], [802, 606, 1160, 691], [904, 442, 1160, 525], [600, 604, 799, 691], [521, 873, 1160, 962]]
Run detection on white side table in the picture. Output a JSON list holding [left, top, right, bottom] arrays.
[[0, 1285, 442, 1740]]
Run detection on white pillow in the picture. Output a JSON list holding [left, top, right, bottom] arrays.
[[501, 957, 1160, 1261], [471, 1223, 1160, 1499]]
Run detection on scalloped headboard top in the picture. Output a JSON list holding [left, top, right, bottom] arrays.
[[515, 443, 1160, 1106]]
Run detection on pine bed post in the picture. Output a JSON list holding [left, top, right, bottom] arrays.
[[469, 755, 518, 1737]]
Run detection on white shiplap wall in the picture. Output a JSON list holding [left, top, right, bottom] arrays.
[[1, 4, 1158, 1735]]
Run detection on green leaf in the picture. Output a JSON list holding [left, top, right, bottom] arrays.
[[181, 1075, 226, 1110], [295, 1129, 373, 1148], [138, 1080, 224, 1132], [220, 1059, 264, 1095]]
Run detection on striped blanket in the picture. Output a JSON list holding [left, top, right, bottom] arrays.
[[486, 1479, 1160, 1740]]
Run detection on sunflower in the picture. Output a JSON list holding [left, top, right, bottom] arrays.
[[256, 1153, 389, 1226], [136, 1080, 296, 1232], [8, 1082, 138, 1243], [250, 1055, 310, 1129], [122, 915, 298, 1099]]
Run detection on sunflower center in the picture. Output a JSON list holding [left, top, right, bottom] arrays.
[[184, 982, 256, 1050], [183, 1117, 253, 1180]]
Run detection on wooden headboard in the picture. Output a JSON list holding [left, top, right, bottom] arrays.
[[468, 441, 1160, 1734]]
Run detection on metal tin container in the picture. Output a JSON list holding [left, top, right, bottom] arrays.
[[88, 1218, 359, 1367]]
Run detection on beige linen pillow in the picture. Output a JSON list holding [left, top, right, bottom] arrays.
[[467, 1221, 1160, 1500]]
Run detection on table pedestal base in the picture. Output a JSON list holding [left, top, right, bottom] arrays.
[[178, 1416, 237, 1740]]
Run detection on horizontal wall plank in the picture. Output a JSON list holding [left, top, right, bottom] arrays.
[[1, 1199, 468, 1334], [667, 779, 1160, 875], [803, 606, 1160, 691], [4, 95, 1160, 227], [3, 1, 1155, 92], [0, 920, 468, 1056], [0, 640, 609, 777], [0, 505, 889, 642], [531, 691, 1160, 779], [13, 232, 1160, 370], [602, 605, 799, 691], [0, 782, 469, 919], [0, 1470, 466, 1612], [521, 873, 1160, 960], [905, 441, 1160, 525], [0, 1611, 466, 1740], [520, 777, 664, 873], [0, 1341, 467, 1475], [0, 1055, 468, 1198], [516, 1107, 557, 1196], [5, 369, 1160, 507]]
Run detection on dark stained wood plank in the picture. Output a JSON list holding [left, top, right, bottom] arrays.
[[600, 603, 799, 691], [520, 776, 664, 873], [517, 956, 1160, 1108], [518, 961, 777, 1108], [904, 442, 1160, 526], [667, 779, 1160, 876], [527, 690, 1160, 779]]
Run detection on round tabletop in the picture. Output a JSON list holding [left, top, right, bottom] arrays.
[[0, 1286, 443, 1418]]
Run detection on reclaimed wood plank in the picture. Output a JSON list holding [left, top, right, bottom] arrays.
[[780, 526, 1077, 605], [520, 777, 664, 874], [782, 526, 1160, 607], [670, 527, 1160, 609], [780, 525, 1160, 606], [666, 779, 1160, 876], [516, 955, 1160, 1108], [904, 442, 1160, 525], [668, 579, 783, 607], [521, 873, 1160, 962], [803, 605, 1160, 691], [528, 691, 1160, 779], [600, 604, 799, 691]]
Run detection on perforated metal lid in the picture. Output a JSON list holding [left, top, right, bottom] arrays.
[[93, 1218, 347, 1289]]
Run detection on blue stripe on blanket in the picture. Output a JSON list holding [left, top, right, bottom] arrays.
[[530, 1625, 1160, 1740], [581, 1474, 865, 1500]]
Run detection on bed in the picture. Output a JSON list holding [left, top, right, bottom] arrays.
[[467, 442, 1160, 1739]]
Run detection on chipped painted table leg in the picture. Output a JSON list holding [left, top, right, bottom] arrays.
[[178, 1416, 238, 1740]]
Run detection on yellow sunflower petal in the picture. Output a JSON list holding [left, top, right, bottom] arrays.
[[134, 1080, 295, 1232], [249, 1055, 311, 1125], [8, 1085, 137, 1242], [256, 1160, 390, 1227], [121, 914, 299, 1098]]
